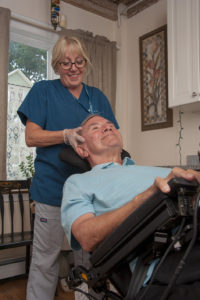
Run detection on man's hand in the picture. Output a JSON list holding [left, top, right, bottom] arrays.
[[63, 127, 85, 149], [153, 167, 200, 194]]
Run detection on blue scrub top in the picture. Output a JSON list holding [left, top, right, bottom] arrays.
[[17, 79, 119, 206]]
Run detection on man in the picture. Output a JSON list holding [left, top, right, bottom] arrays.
[[61, 115, 200, 298]]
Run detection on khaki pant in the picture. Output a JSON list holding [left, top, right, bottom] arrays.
[[26, 202, 65, 300]]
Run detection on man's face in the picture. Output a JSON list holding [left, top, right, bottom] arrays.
[[80, 116, 123, 156]]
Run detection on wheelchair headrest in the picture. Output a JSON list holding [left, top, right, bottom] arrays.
[[59, 147, 131, 172], [59, 146, 90, 171]]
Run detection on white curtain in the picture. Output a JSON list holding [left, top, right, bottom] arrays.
[[59, 29, 117, 113], [0, 7, 11, 179]]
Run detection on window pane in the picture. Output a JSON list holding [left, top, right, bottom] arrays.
[[7, 41, 48, 179], [9, 40, 47, 83]]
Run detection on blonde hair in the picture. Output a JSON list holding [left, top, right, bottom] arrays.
[[51, 36, 91, 74]]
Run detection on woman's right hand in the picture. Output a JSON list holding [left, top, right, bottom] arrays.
[[63, 127, 85, 149], [25, 120, 85, 148]]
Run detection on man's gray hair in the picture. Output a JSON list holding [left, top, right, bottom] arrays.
[[81, 114, 101, 127], [76, 114, 100, 145]]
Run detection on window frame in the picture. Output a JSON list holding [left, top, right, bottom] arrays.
[[10, 18, 59, 80], [7, 18, 59, 179]]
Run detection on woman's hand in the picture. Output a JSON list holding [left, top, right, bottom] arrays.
[[25, 120, 85, 148], [153, 167, 200, 194], [63, 127, 85, 149]]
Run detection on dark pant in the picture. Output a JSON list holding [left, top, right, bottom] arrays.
[[136, 243, 200, 300], [136, 281, 200, 300]]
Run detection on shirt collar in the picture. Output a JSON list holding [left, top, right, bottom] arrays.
[[91, 157, 135, 171]]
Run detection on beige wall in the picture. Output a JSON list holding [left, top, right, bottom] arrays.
[[0, 0, 116, 40], [116, 0, 200, 166], [1, 0, 200, 167]]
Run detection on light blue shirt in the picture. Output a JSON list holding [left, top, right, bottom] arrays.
[[61, 157, 171, 250]]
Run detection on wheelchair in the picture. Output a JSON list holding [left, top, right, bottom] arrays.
[[60, 147, 200, 300]]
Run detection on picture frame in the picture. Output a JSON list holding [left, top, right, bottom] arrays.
[[139, 25, 173, 131]]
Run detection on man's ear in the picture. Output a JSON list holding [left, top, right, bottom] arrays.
[[76, 144, 89, 159]]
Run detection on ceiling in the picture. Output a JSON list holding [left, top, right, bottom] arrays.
[[62, 0, 160, 21]]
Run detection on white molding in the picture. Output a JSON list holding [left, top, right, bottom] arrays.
[[62, 0, 118, 20], [62, 0, 161, 20], [11, 12, 53, 31]]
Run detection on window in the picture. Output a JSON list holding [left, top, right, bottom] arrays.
[[7, 41, 47, 179], [7, 18, 58, 179]]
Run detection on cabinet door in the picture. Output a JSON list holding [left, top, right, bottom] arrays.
[[168, 0, 200, 107]]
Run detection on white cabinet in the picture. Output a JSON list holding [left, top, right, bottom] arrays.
[[167, 0, 200, 107]]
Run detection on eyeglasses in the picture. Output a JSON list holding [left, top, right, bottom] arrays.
[[59, 58, 86, 70]]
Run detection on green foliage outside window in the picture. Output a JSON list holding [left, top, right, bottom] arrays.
[[9, 40, 47, 83], [19, 154, 35, 179]]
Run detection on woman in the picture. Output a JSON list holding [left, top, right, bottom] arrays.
[[17, 35, 119, 300]]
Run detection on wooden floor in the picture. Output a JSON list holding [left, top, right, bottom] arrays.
[[0, 277, 75, 300]]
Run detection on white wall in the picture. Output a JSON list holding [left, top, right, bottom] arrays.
[[1, 0, 200, 167], [116, 0, 200, 166]]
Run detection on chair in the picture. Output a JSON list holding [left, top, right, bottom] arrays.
[[59, 147, 200, 300], [0, 179, 34, 280], [68, 179, 200, 299]]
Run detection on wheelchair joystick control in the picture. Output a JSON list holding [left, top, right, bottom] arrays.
[[168, 178, 199, 216]]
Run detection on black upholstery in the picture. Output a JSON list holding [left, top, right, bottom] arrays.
[[0, 179, 34, 279], [59, 146, 90, 171], [59, 146, 131, 171]]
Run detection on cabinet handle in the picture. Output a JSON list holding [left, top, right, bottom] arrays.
[[192, 92, 197, 97]]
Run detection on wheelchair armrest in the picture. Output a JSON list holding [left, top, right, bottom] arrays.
[[90, 191, 177, 269], [90, 178, 200, 271]]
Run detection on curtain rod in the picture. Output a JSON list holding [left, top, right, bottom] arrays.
[[11, 12, 60, 34], [10, 12, 120, 50]]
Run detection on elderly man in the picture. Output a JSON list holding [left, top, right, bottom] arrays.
[[61, 115, 200, 299], [61, 115, 199, 251]]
